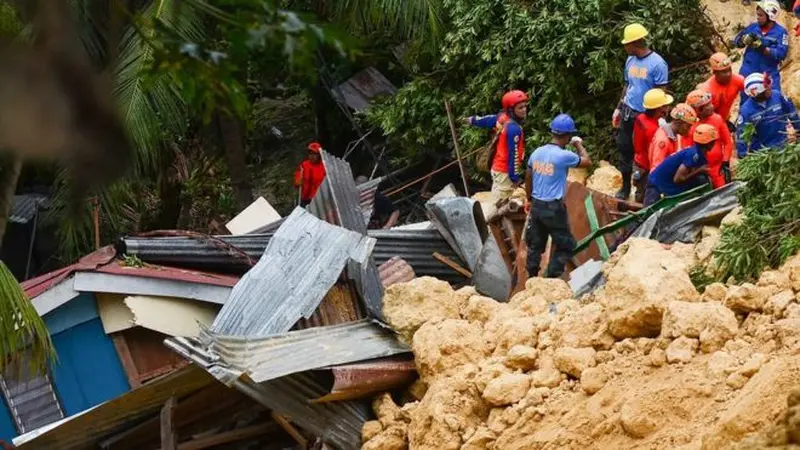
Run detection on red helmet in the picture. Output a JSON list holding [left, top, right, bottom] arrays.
[[502, 90, 529, 109], [308, 142, 322, 153]]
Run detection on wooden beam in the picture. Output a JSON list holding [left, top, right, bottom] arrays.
[[270, 413, 308, 448], [111, 333, 141, 389], [160, 397, 177, 450], [432, 252, 472, 278], [177, 423, 279, 450]]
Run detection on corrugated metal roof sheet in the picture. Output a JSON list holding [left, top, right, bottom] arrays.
[[210, 208, 375, 336], [13, 366, 214, 450], [369, 228, 467, 283], [331, 67, 397, 111], [166, 338, 368, 450], [9, 194, 49, 224], [378, 257, 415, 287], [357, 177, 383, 225]]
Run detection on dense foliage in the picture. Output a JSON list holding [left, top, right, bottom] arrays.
[[713, 144, 800, 282], [367, 0, 718, 168]]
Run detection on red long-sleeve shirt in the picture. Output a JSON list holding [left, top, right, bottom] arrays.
[[632, 113, 661, 170], [683, 113, 733, 188], [294, 159, 326, 202]]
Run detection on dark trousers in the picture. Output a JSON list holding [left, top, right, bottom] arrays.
[[632, 163, 648, 204], [616, 104, 639, 195], [643, 184, 662, 207], [525, 199, 576, 279]]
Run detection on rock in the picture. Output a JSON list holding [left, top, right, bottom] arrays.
[[463, 295, 504, 324], [758, 270, 792, 291], [666, 337, 699, 364], [580, 367, 607, 395], [530, 355, 564, 388], [373, 393, 404, 427], [767, 290, 795, 317], [602, 238, 700, 339], [774, 318, 800, 349], [549, 303, 614, 350], [708, 351, 738, 377], [703, 283, 728, 303], [460, 426, 496, 450], [696, 227, 721, 263], [649, 347, 667, 367], [362, 420, 383, 443], [407, 379, 428, 401], [724, 283, 767, 314], [586, 160, 623, 197], [413, 319, 488, 383], [726, 372, 749, 390], [521, 277, 573, 302], [483, 312, 538, 356], [568, 167, 589, 185], [620, 399, 659, 438], [781, 254, 800, 291], [383, 277, 461, 343], [553, 347, 597, 378], [721, 206, 743, 228], [662, 301, 738, 353], [737, 353, 767, 378], [504, 345, 538, 371], [454, 286, 479, 315], [363, 425, 408, 450], [482, 373, 531, 406], [785, 303, 800, 320]]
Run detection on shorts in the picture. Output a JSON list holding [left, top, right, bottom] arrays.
[[491, 170, 517, 203]]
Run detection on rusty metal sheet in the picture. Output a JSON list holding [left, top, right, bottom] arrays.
[[377, 257, 416, 288], [315, 358, 417, 403]]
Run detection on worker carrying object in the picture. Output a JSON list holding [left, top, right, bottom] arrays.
[[293, 142, 327, 207], [613, 23, 669, 200], [631, 88, 673, 203], [699, 52, 745, 130], [732, 0, 788, 98], [467, 90, 529, 203], [643, 124, 717, 206], [649, 103, 697, 171], [736, 72, 800, 157], [524, 113, 592, 279], [685, 89, 734, 187]]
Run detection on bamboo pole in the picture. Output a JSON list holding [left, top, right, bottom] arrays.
[[444, 99, 471, 197]]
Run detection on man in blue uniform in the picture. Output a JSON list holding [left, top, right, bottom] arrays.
[[733, 0, 788, 98], [524, 114, 592, 279], [736, 72, 800, 157], [613, 23, 669, 200], [643, 124, 718, 206]]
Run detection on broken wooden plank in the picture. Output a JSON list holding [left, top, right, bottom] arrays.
[[177, 423, 279, 450], [432, 252, 472, 278], [271, 413, 308, 448], [160, 397, 177, 450]]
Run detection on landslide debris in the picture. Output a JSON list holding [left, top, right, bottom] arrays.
[[364, 238, 800, 450]]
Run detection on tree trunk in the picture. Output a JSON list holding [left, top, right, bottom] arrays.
[[0, 156, 22, 250], [218, 112, 253, 212]]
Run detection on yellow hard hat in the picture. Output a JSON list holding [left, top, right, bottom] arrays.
[[622, 23, 649, 45], [643, 88, 674, 110]]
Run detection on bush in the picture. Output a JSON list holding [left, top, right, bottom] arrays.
[[366, 0, 718, 168]]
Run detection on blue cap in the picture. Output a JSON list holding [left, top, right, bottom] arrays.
[[550, 113, 577, 134]]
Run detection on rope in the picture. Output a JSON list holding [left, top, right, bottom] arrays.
[[384, 146, 485, 197]]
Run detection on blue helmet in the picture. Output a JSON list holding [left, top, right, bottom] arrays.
[[550, 113, 577, 134]]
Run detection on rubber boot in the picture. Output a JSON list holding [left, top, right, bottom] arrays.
[[616, 171, 632, 200]]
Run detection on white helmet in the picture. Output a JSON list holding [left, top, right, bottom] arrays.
[[757, 0, 781, 22]]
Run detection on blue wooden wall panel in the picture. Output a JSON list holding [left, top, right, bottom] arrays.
[[0, 395, 17, 443], [50, 318, 130, 416], [43, 293, 99, 336]]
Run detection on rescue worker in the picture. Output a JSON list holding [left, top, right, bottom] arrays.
[[686, 89, 734, 186], [524, 114, 592, 279], [643, 124, 718, 206], [736, 72, 800, 157], [632, 88, 673, 203], [732, 0, 788, 97], [613, 23, 669, 200], [649, 103, 698, 170], [467, 90, 529, 202], [355, 176, 400, 229], [293, 142, 326, 207], [699, 52, 745, 130]]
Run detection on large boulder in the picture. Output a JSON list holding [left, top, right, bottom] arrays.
[[383, 276, 460, 343], [725, 283, 767, 314], [662, 301, 739, 353], [413, 319, 489, 383]]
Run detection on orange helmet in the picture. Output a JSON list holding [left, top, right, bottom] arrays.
[[670, 103, 698, 124], [308, 142, 322, 153], [709, 52, 732, 71], [693, 124, 719, 144], [686, 89, 712, 108], [502, 90, 529, 109]]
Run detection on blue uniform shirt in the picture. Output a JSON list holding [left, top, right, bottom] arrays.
[[733, 22, 789, 89], [470, 114, 525, 183], [647, 146, 707, 196], [623, 51, 669, 112], [736, 90, 800, 157], [527, 144, 580, 201]]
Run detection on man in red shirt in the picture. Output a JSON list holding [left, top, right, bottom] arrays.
[[685, 89, 734, 188], [294, 142, 327, 206], [699, 52, 744, 130], [631, 88, 673, 203], [649, 103, 697, 170]]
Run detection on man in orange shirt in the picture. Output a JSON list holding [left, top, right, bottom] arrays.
[[699, 52, 744, 130], [649, 103, 697, 170], [294, 142, 327, 207], [631, 89, 673, 203], [685, 89, 734, 187]]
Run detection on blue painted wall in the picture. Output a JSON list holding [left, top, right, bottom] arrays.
[[0, 395, 17, 444]]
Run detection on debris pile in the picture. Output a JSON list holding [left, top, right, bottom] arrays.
[[585, 160, 623, 197], [363, 239, 800, 450]]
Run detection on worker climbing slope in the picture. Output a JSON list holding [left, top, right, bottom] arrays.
[[644, 124, 718, 206], [294, 142, 327, 207], [649, 103, 697, 171], [524, 114, 592, 279], [732, 0, 788, 97], [632, 88, 673, 203], [466, 91, 529, 203], [737, 72, 800, 157], [699, 52, 744, 130], [613, 23, 669, 200], [686, 89, 734, 186]]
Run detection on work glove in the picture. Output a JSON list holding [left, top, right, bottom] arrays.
[[749, 37, 763, 50], [570, 136, 583, 146], [726, 120, 736, 133], [612, 109, 621, 128], [721, 161, 732, 184]]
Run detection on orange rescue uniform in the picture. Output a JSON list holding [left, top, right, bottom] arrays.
[[700, 74, 745, 121], [683, 113, 733, 188], [648, 124, 686, 170]]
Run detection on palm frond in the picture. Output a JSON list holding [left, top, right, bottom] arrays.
[[331, 0, 443, 45], [0, 262, 55, 375]]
